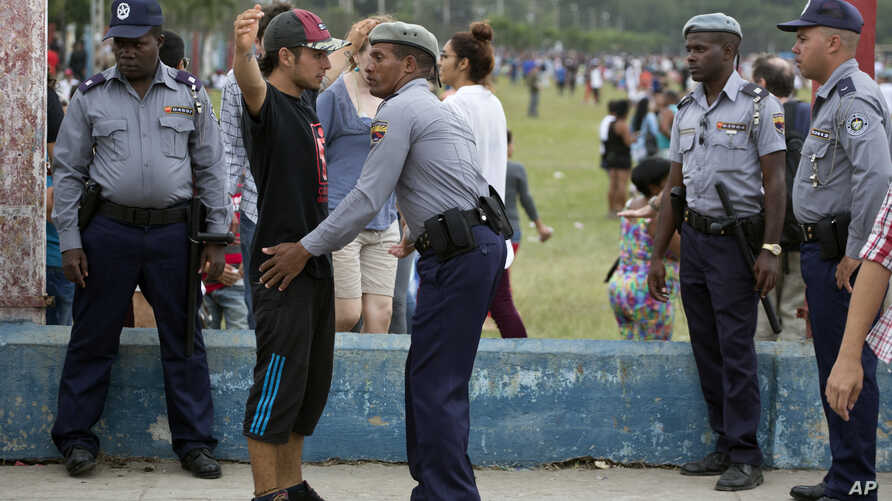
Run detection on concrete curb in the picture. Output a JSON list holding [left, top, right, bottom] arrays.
[[1, 322, 890, 469]]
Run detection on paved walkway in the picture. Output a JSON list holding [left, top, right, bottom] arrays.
[[2, 459, 889, 500]]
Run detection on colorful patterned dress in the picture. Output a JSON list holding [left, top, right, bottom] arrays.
[[607, 212, 679, 340]]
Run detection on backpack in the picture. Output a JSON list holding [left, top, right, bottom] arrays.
[[781, 99, 811, 247]]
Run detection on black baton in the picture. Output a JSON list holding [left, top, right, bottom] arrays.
[[186, 197, 234, 357], [714, 182, 782, 335]]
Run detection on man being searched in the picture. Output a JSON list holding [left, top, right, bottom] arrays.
[[778, 2, 892, 500], [254, 21, 509, 501], [232, 5, 347, 500], [751, 54, 811, 341], [648, 13, 786, 492], [50, 0, 230, 479]]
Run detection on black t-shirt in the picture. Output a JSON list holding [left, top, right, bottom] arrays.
[[242, 83, 330, 281], [47, 86, 64, 143]]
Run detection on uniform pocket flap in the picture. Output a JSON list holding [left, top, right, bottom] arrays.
[[679, 132, 695, 152], [92, 119, 127, 137], [159, 115, 196, 133], [804, 138, 831, 159]]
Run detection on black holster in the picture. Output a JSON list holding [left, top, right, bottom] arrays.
[[741, 215, 765, 255], [478, 186, 514, 239], [815, 212, 850, 260], [670, 186, 685, 233], [423, 208, 478, 261], [77, 180, 101, 231]]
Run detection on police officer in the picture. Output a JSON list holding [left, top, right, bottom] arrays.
[[50, 0, 230, 479], [256, 22, 507, 501], [777, 2, 892, 500], [649, 13, 787, 492]]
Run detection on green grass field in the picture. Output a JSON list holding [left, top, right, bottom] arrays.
[[208, 82, 690, 341]]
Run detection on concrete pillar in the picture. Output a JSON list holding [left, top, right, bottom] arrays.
[[0, 0, 48, 323]]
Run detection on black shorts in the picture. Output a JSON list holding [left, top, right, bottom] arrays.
[[243, 274, 335, 444]]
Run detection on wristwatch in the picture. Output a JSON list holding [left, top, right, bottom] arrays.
[[761, 243, 782, 256]]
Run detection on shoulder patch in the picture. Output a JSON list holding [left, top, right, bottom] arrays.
[[740, 82, 766, 102], [677, 93, 694, 109], [174, 70, 203, 90], [845, 112, 869, 136], [836, 77, 855, 97], [772, 113, 785, 135], [370, 120, 389, 145], [77, 73, 106, 94]]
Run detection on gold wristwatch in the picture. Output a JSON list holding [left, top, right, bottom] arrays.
[[761, 243, 782, 256]]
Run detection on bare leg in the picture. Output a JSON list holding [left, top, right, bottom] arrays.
[[247, 437, 280, 497], [334, 297, 361, 332], [276, 433, 304, 489], [360, 293, 393, 334]]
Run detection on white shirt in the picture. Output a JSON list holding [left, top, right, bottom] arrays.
[[590, 67, 603, 88], [443, 85, 508, 199], [443, 84, 514, 267]]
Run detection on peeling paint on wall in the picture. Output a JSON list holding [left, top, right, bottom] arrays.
[[0, 0, 46, 323]]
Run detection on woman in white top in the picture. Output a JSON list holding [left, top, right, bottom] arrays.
[[440, 22, 508, 200], [440, 22, 527, 338]]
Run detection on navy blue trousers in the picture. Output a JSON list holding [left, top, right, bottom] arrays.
[[406, 226, 505, 501], [679, 224, 762, 465], [801, 243, 878, 501], [51, 215, 217, 459]]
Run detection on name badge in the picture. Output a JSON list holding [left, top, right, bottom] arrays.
[[164, 105, 194, 117], [809, 128, 832, 141], [716, 121, 746, 134]]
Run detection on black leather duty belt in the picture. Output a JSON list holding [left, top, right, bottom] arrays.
[[684, 208, 760, 236], [98, 200, 188, 226], [414, 208, 487, 255], [799, 223, 820, 243]]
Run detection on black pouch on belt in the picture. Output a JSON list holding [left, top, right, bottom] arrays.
[[423, 208, 476, 261], [478, 186, 514, 239], [815, 212, 850, 260]]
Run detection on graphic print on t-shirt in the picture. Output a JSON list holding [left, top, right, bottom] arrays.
[[310, 123, 329, 204]]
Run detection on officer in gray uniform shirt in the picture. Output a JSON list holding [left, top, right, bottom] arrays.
[[256, 22, 509, 501], [49, 0, 229, 480], [649, 13, 786, 492], [778, 2, 892, 500]]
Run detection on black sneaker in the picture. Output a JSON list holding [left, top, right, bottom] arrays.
[[715, 463, 763, 491], [791, 482, 825, 500], [180, 447, 221, 479], [680, 451, 729, 476], [287, 480, 325, 501], [64, 447, 96, 477]]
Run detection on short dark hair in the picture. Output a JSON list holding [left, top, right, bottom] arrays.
[[390, 44, 436, 81], [159, 30, 184, 68], [259, 46, 301, 77], [752, 54, 795, 98], [632, 157, 671, 197], [613, 99, 630, 119]]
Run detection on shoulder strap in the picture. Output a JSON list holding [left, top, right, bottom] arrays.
[[677, 93, 694, 109], [77, 73, 106, 94], [173, 70, 203, 91], [836, 76, 856, 97], [740, 82, 766, 143]]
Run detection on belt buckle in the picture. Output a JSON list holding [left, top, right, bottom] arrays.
[[132, 209, 149, 226]]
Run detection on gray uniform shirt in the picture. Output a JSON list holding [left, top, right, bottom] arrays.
[[791, 58, 892, 258], [301, 78, 488, 256], [53, 63, 230, 252], [670, 71, 786, 218]]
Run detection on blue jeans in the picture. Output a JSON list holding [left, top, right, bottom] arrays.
[[203, 285, 249, 329], [46, 266, 74, 326], [240, 211, 257, 329]]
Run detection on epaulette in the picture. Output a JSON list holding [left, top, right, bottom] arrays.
[[740, 82, 767, 102], [836, 76, 856, 97], [173, 70, 203, 91], [677, 93, 694, 109], [77, 73, 106, 94]]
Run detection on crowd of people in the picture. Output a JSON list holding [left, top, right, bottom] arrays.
[[38, 0, 892, 499]]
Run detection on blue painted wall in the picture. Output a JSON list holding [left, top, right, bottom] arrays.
[[1, 323, 891, 469]]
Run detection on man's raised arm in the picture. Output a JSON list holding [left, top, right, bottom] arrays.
[[232, 4, 266, 117]]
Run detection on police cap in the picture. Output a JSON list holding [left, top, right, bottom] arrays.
[[777, 0, 864, 34], [683, 13, 742, 39], [104, 0, 163, 41], [369, 22, 440, 65]]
